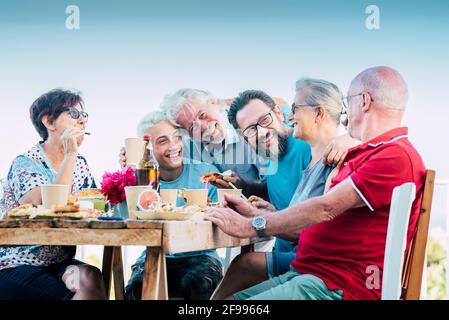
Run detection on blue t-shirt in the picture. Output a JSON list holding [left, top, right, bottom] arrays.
[[276, 160, 334, 253], [266, 132, 311, 210], [140, 163, 220, 261]]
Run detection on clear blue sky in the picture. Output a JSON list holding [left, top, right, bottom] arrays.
[[1, 0, 448, 181]]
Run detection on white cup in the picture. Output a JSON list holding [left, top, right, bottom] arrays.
[[180, 189, 208, 207], [41, 184, 71, 209], [160, 189, 178, 206], [78, 200, 94, 210], [125, 186, 154, 217], [125, 138, 145, 168], [217, 189, 243, 204]]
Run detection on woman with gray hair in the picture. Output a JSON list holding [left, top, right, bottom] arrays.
[[212, 78, 360, 300]]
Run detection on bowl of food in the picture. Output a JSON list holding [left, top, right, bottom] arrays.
[[73, 188, 110, 212]]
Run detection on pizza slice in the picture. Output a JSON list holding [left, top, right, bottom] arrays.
[[200, 172, 223, 183]]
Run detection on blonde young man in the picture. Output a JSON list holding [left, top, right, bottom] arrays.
[[125, 111, 223, 300]]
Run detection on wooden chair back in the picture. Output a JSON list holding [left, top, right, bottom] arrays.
[[401, 170, 436, 300]]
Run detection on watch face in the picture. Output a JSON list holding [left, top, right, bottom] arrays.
[[253, 216, 266, 229]]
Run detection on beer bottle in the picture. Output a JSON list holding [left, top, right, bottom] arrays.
[[136, 136, 160, 189]]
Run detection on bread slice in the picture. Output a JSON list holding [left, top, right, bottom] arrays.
[[53, 204, 80, 213], [4, 204, 36, 219]]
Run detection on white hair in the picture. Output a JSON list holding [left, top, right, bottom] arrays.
[[162, 88, 215, 125], [137, 110, 168, 138], [295, 78, 345, 125], [350, 66, 408, 110]]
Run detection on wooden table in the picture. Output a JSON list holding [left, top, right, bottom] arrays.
[[0, 218, 271, 300]]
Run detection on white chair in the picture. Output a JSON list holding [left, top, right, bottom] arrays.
[[381, 182, 416, 300], [223, 247, 240, 272]]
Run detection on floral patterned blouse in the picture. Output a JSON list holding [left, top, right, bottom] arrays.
[[0, 143, 96, 270]]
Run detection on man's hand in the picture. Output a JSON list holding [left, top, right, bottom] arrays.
[[323, 134, 361, 168], [222, 193, 261, 217], [248, 196, 276, 212], [204, 207, 255, 238], [119, 147, 127, 168]]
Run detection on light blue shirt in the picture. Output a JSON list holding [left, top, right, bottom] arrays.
[[266, 132, 311, 210], [275, 160, 334, 253], [265, 132, 311, 253], [289, 160, 333, 206]]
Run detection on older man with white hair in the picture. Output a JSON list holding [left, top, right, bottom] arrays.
[[206, 66, 427, 300], [162, 88, 269, 197]]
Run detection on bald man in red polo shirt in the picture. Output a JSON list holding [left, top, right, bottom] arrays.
[[206, 66, 426, 300]]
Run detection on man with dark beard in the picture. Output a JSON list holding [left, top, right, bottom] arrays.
[[228, 90, 312, 212], [226, 90, 313, 262]]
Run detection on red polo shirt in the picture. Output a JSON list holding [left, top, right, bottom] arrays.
[[291, 127, 426, 300]]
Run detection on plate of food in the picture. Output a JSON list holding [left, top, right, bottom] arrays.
[[69, 188, 103, 203], [131, 203, 208, 221], [136, 188, 161, 211], [3, 203, 107, 220]]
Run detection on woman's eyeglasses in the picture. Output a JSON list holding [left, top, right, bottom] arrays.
[[64, 107, 88, 121], [291, 102, 349, 127], [291, 103, 321, 115]]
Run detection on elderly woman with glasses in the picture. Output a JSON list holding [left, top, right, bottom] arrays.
[[0, 89, 107, 300]]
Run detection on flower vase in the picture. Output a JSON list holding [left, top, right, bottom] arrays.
[[113, 201, 129, 219]]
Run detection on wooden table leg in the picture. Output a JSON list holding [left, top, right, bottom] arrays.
[[241, 244, 255, 254], [102, 246, 113, 298], [158, 251, 168, 300], [112, 247, 125, 300], [141, 247, 168, 300], [102, 246, 125, 300]]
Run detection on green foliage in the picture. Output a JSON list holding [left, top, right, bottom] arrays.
[[426, 236, 446, 300]]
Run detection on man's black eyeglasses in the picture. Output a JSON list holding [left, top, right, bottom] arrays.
[[242, 111, 274, 138]]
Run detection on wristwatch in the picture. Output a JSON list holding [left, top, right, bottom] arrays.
[[252, 216, 267, 237]]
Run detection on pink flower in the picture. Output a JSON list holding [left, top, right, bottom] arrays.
[[100, 167, 137, 205]]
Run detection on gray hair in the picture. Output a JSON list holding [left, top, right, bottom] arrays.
[[137, 110, 168, 138], [350, 66, 408, 110], [295, 78, 345, 125], [162, 88, 215, 126]]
